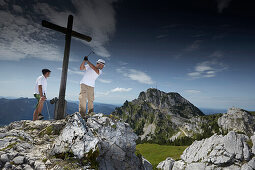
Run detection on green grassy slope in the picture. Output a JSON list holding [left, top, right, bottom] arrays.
[[136, 143, 188, 169]]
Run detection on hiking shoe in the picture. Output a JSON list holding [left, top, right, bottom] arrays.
[[38, 113, 44, 120]]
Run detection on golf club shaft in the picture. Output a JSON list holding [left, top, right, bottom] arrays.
[[45, 100, 50, 120]]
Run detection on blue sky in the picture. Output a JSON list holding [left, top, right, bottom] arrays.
[[0, 0, 254, 110]]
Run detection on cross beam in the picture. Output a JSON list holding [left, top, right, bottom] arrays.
[[42, 15, 92, 120]]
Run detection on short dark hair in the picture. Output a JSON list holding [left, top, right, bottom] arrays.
[[42, 69, 51, 75]]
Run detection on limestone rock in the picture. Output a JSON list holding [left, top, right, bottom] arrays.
[[34, 160, 46, 170], [157, 157, 175, 170], [241, 157, 255, 170], [142, 156, 153, 170], [172, 160, 186, 170], [185, 162, 206, 170], [0, 112, 149, 170], [87, 113, 144, 170], [250, 133, 255, 154], [218, 107, 255, 136], [23, 164, 33, 170], [181, 131, 250, 166], [0, 154, 9, 163], [13, 156, 25, 164], [51, 113, 98, 159]]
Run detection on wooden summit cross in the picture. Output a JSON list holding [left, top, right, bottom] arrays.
[[42, 15, 92, 120]]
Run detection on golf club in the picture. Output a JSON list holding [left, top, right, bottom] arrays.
[[87, 50, 95, 57], [45, 100, 51, 120]]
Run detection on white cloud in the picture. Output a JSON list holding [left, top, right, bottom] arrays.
[[187, 72, 201, 77], [57, 68, 83, 75], [117, 68, 154, 85], [185, 90, 201, 94], [195, 65, 213, 72], [216, 0, 232, 13], [128, 69, 154, 85], [34, 0, 117, 57], [0, 10, 63, 61], [187, 53, 228, 79], [111, 87, 132, 92], [98, 78, 112, 84], [98, 87, 132, 96], [0, 0, 117, 61]]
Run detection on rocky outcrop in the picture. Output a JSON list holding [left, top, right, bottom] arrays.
[[0, 112, 152, 170], [157, 131, 255, 170], [156, 157, 175, 170], [135, 88, 204, 118], [218, 107, 255, 136], [113, 88, 204, 144]]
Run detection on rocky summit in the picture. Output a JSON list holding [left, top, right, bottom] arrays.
[[218, 107, 255, 136], [0, 112, 152, 170], [112, 88, 204, 144], [135, 88, 204, 118], [157, 131, 255, 170]]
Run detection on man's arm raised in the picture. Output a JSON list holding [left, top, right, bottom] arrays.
[[80, 60, 86, 70], [87, 60, 99, 74], [80, 56, 88, 70]]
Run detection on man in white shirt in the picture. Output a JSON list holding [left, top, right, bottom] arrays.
[[79, 56, 105, 118], [33, 69, 51, 121]]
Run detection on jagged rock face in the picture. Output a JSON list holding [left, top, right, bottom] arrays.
[[181, 131, 251, 164], [142, 157, 153, 170], [218, 107, 255, 136], [51, 112, 144, 170], [136, 88, 204, 118], [0, 119, 66, 170], [157, 131, 255, 170], [156, 157, 175, 170], [0, 113, 151, 170], [113, 88, 204, 144], [51, 113, 99, 159]]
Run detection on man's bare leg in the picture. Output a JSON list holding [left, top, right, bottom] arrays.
[[33, 107, 39, 121], [33, 99, 44, 121]]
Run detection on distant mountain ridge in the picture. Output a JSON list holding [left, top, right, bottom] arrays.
[[0, 97, 117, 126]]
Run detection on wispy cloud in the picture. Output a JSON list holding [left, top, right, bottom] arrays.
[[0, 0, 117, 61], [117, 67, 154, 85], [34, 0, 117, 58], [98, 78, 112, 84], [185, 89, 201, 94], [156, 34, 168, 39], [185, 40, 202, 51], [0, 9, 63, 61], [98, 87, 132, 96], [57, 68, 112, 84], [216, 0, 232, 13], [57, 68, 83, 75], [187, 51, 227, 79], [111, 87, 132, 92]]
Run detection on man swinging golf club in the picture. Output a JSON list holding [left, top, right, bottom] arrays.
[[33, 69, 51, 121], [79, 55, 105, 119]]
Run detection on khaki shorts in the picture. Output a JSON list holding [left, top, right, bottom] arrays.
[[79, 84, 94, 116], [34, 94, 41, 108]]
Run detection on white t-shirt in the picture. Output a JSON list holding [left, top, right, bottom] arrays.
[[34, 75, 47, 95], [80, 64, 102, 87]]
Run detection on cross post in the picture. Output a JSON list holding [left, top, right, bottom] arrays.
[[42, 15, 92, 120]]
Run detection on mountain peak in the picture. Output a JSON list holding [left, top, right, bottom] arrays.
[[135, 88, 204, 118]]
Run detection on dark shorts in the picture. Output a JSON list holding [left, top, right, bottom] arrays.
[[34, 94, 41, 108]]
